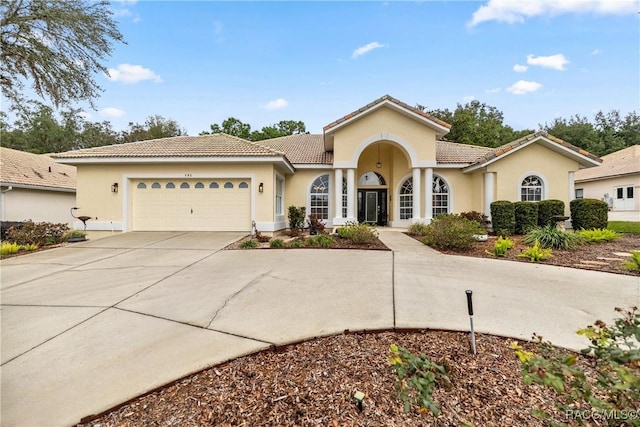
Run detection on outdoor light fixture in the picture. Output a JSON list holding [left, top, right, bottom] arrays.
[[258, 182, 264, 193], [111, 182, 118, 193], [376, 143, 382, 168], [354, 391, 365, 412]]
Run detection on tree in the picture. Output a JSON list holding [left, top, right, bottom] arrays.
[[425, 101, 531, 147], [121, 115, 186, 143], [0, 0, 125, 109], [201, 117, 308, 141]]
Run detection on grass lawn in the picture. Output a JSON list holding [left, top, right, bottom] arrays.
[[607, 221, 640, 234]]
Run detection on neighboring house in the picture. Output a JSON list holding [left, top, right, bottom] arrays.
[[574, 145, 640, 218], [53, 95, 601, 233], [1, 147, 77, 226]]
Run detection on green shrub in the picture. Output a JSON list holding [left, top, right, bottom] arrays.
[[63, 230, 87, 240], [523, 225, 584, 250], [486, 236, 514, 257], [336, 221, 378, 244], [490, 200, 515, 236], [389, 344, 451, 416], [577, 228, 621, 243], [7, 220, 69, 246], [536, 199, 565, 227], [1, 242, 20, 256], [407, 222, 430, 236], [421, 214, 484, 251], [239, 239, 258, 249], [514, 202, 538, 235], [570, 198, 608, 230], [21, 243, 38, 251], [459, 211, 488, 229], [269, 238, 284, 248], [622, 251, 640, 271], [287, 238, 306, 248], [607, 221, 640, 234], [517, 240, 553, 262], [305, 234, 334, 248], [511, 307, 640, 425], [287, 206, 306, 235]]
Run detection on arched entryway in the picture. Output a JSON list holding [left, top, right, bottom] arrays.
[[357, 171, 387, 225]]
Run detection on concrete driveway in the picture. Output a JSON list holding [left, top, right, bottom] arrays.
[[1, 231, 638, 426]]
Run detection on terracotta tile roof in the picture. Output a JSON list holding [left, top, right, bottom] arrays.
[[436, 141, 493, 163], [323, 94, 451, 132], [259, 134, 333, 164], [52, 134, 285, 159], [468, 131, 602, 167], [575, 145, 640, 182], [1, 147, 76, 190]]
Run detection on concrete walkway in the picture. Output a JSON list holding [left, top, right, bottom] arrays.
[[1, 230, 638, 426]]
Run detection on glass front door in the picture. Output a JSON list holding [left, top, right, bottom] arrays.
[[357, 189, 387, 226]]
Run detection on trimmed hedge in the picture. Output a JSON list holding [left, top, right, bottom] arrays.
[[514, 202, 539, 235], [537, 199, 565, 226], [490, 200, 515, 236], [570, 198, 608, 230]]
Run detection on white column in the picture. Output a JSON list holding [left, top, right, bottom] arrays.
[[412, 168, 421, 221], [334, 168, 343, 220], [484, 172, 495, 220], [346, 168, 356, 221], [424, 167, 433, 222]]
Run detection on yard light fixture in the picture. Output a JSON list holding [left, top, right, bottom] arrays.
[[258, 182, 264, 193], [354, 390, 365, 412], [111, 182, 118, 193]]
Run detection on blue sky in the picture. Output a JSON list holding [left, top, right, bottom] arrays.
[[20, 1, 640, 135]]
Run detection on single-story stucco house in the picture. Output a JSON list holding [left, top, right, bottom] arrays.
[[574, 145, 639, 220], [1, 147, 77, 226], [53, 95, 602, 235]]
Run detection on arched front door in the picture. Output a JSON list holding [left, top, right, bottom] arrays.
[[357, 171, 387, 226]]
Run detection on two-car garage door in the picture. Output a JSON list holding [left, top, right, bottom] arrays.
[[131, 179, 251, 231]]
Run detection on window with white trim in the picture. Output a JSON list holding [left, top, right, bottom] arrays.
[[432, 176, 449, 217], [520, 175, 543, 201], [310, 175, 329, 220], [399, 178, 413, 220], [575, 188, 584, 199], [342, 178, 348, 218], [275, 176, 284, 216]]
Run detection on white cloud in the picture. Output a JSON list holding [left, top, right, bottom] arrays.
[[77, 110, 92, 120], [462, 95, 476, 102], [485, 87, 501, 94], [107, 64, 163, 84], [352, 42, 386, 59], [506, 80, 543, 95], [513, 64, 528, 72], [264, 98, 288, 110], [100, 107, 126, 118], [468, 0, 637, 26], [526, 53, 569, 70], [591, 48, 603, 55]]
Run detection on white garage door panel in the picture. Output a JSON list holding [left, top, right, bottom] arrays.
[[132, 179, 250, 231]]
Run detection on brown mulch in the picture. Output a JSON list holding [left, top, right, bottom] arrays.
[[410, 233, 640, 277], [79, 330, 595, 427]]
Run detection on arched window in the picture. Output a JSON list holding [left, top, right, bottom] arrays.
[[224, 182, 234, 189], [521, 175, 543, 201], [209, 182, 219, 189], [239, 182, 248, 189], [399, 178, 413, 220], [310, 175, 329, 220], [166, 182, 175, 189], [432, 176, 449, 217], [151, 182, 161, 189], [136, 182, 147, 189], [180, 182, 190, 189], [195, 182, 204, 189], [358, 171, 386, 186]]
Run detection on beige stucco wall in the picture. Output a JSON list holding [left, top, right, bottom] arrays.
[[487, 143, 580, 214], [75, 162, 276, 231], [331, 107, 437, 164], [432, 169, 476, 214], [0, 187, 76, 225], [576, 175, 640, 211]]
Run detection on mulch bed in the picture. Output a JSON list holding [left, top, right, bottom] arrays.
[[409, 233, 640, 277], [79, 330, 594, 427], [224, 233, 390, 251]]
